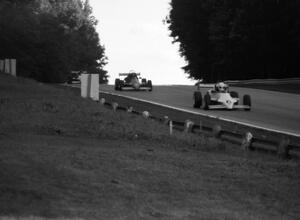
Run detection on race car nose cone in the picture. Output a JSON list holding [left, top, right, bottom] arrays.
[[225, 100, 234, 108], [133, 82, 140, 89]]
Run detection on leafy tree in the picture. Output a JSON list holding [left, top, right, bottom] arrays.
[[167, 0, 300, 82], [0, 0, 108, 83]]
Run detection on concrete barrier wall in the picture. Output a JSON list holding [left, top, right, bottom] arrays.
[[81, 74, 90, 98], [4, 59, 10, 74], [10, 59, 16, 76], [90, 74, 99, 101], [81, 73, 99, 101], [1, 59, 16, 76]]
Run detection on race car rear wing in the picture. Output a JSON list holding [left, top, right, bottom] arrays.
[[119, 73, 141, 76]]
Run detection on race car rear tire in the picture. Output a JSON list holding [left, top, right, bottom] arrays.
[[142, 78, 147, 84], [147, 80, 152, 91], [243, 94, 251, 111], [204, 93, 211, 110], [193, 91, 202, 108], [230, 91, 239, 104]]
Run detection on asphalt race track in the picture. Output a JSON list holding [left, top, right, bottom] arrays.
[[99, 84, 300, 136]]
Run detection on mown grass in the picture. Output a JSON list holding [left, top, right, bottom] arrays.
[[0, 73, 300, 220]]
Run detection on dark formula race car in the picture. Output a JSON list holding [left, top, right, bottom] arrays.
[[115, 71, 152, 91], [67, 71, 82, 84], [193, 82, 251, 110]]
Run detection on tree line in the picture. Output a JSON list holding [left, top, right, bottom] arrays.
[[0, 0, 108, 83], [167, 0, 300, 82]]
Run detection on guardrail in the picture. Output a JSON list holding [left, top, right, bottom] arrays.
[[97, 92, 300, 159]]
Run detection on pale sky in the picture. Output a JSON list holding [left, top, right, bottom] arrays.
[[89, 0, 196, 85]]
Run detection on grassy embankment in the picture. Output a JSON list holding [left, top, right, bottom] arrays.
[[0, 73, 299, 220]]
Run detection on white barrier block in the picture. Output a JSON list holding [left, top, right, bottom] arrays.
[[0, 60, 4, 72], [4, 59, 10, 74], [10, 59, 16, 76], [90, 74, 99, 101], [81, 73, 90, 98]]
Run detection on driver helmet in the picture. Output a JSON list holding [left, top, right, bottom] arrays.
[[215, 82, 228, 92]]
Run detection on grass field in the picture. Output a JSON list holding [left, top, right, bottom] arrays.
[[0, 73, 299, 219]]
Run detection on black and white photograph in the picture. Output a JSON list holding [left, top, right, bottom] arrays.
[[0, 0, 299, 219]]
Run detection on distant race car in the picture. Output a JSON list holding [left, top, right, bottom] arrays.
[[114, 71, 152, 91], [67, 71, 82, 84], [193, 82, 251, 110]]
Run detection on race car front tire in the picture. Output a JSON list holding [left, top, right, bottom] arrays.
[[243, 94, 251, 111], [193, 91, 202, 108]]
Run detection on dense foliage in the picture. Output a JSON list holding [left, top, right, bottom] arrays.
[[0, 0, 108, 83], [167, 0, 300, 82]]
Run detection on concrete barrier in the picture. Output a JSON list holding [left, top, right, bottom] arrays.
[[10, 59, 16, 76], [90, 74, 99, 101], [80, 73, 90, 98], [81, 73, 99, 101], [4, 59, 10, 74]]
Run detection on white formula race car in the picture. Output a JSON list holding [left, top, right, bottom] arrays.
[[115, 71, 152, 91], [193, 82, 251, 110]]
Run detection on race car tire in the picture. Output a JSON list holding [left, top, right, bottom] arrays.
[[115, 78, 120, 90], [147, 80, 152, 91], [142, 78, 147, 84], [204, 93, 211, 110], [243, 94, 251, 111], [193, 91, 202, 108], [119, 80, 124, 91], [230, 91, 239, 105]]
